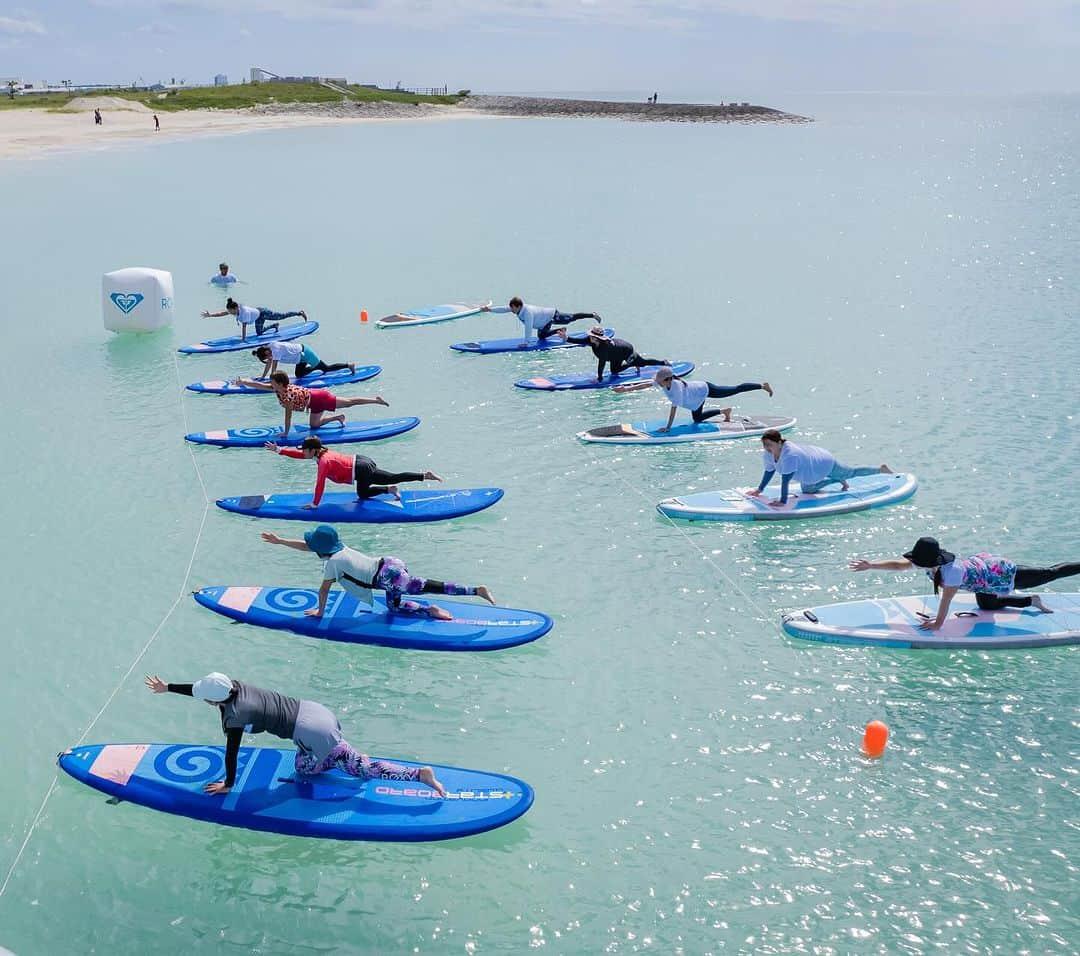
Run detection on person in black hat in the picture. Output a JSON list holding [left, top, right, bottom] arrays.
[[849, 537, 1080, 630]]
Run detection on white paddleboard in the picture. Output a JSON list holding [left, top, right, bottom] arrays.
[[578, 415, 796, 445], [375, 301, 491, 329]]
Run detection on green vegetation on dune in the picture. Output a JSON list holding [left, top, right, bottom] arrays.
[[0, 82, 463, 112]]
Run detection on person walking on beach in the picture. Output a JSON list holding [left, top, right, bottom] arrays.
[[481, 297, 602, 348], [746, 430, 893, 507], [849, 536, 1080, 630], [251, 341, 355, 381], [614, 365, 773, 431], [154, 114, 159, 131], [263, 524, 496, 621], [201, 297, 306, 340], [587, 327, 669, 381], [210, 262, 237, 285], [93, 108, 102, 125], [143, 672, 446, 796], [264, 436, 443, 507], [232, 370, 387, 437]]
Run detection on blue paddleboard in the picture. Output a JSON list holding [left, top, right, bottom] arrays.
[[657, 473, 917, 522], [59, 743, 533, 841], [217, 488, 504, 523], [187, 365, 381, 395], [782, 593, 1080, 649], [451, 328, 615, 354], [185, 417, 419, 448], [515, 361, 695, 391], [194, 586, 552, 652], [178, 321, 319, 355]]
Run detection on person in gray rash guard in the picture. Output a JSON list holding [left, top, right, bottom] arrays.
[[143, 673, 446, 796]]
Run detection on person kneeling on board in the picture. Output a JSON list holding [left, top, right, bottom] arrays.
[[481, 297, 601, 348], [144, 672, 446, 796], [586, 328, 669, 382], [201, 298, 306, 340], [849, 536, 1080, 631], [263, 524, 496, 621], [614, 365, 774, 431], [252, 341, 355, 381], [265, 436, 442, 508], [746, 430, 893, 508], [234, 370, 387, 437]]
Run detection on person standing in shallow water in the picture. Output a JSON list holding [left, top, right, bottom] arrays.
[[144, 672, 446, 796]]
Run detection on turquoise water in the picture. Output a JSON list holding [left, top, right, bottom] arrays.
[[1, 93, 1077, 953]]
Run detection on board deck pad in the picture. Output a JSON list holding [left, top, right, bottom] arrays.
[[515, 361, 695, 391], [179, 321, 319, 354], [375, 302, 491, 329], [451, 328, 615, 354], [185, 417, 419, 448], [59, 743, 534, 841], [194, 586, 552, 651], [217, 488, 504, 523], [187, 365, 381, 395], [578, 414, 796, 444], [781, 593, 1080, 649], [657, 473, 917, 521]]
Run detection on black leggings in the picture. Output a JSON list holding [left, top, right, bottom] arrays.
[[537, 311, 599, 340], [354, 455, 424, 499], [608, 352, 668, 377], [692, 382, 767, 423], [296, 360, 350, 379], [974, 562, 1080, 610]]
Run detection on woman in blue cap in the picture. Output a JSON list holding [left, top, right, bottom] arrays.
[[262, 524, 495, 621], [849, 536, 1080, 630], [143, 672, 446, 797]]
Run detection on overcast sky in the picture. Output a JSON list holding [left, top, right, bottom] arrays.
[[2, 1, 1078, 96]]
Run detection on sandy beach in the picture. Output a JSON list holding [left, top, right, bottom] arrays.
[[0, 95, 810, 162]]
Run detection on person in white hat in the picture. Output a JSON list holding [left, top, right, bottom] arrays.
[[143, 673, 445, 796]]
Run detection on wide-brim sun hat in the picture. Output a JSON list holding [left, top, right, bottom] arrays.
[[304, 524, 344, 557], [903, 536, 955, 568]]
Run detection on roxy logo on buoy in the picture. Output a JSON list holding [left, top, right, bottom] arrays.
[[110, 292, 145, 314]]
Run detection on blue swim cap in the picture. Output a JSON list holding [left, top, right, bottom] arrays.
[[304, 524, 344, 557]]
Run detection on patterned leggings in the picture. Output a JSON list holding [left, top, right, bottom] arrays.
[[294, 740, 420, 781], [376, 556, 476, 612], [254, 309, 302, 335]]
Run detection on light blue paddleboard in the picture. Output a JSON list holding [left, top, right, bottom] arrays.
[[185, 418, 419, 448], [657, 473, 917, 521], [59, 743, 533, 841], [179, 321, 319, 354], [516, 361, 695, 391], [217, 488, 504, 523], [376, 301, 491, 329], [578, 414, 796, 445], [187, 366, 381, 395], [194, 586, 552, 652], [451, 328, 615, 354], [782, 593, 1080, 649]]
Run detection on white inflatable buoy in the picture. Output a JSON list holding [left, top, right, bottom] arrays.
[[102, 267, 174, 333]]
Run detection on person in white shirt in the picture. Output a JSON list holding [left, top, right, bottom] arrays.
[[746, 429, 892, 507], [201, 298, 307, 341], [263, 525, 495, 621], [614, 365, 773, 431], [252, 341, 355, 380], [481, 296, 601, 348], [210, 262, 237, 285]]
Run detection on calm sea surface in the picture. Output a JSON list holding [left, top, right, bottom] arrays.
[[0, 92, 1077, 954]]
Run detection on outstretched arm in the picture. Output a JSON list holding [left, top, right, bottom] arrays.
[[261, 531, 312, 552], [611, 380, 653, 394], [201, 310, 228, 318], [849, 557, 915, 572], [234, 377, 275, 391]]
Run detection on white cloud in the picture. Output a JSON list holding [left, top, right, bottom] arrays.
[[0, 13, 45, 34]]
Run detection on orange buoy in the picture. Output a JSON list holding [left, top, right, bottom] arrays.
[[360, 309, 369, 323], [863, 720, 889, 758]]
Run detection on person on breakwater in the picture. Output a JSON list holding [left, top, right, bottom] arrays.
[[144, 672, 446, 796], [481, 297, 601, 348]]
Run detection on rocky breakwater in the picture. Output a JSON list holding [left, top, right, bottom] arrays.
[[458, 95, 811, 123]]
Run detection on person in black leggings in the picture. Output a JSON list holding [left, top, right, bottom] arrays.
[[354, 454, 439, 500], [587, 328, 669, 381]]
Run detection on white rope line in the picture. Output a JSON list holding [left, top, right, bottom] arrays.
[[594, 455, 775, 622], [0, 354, 212, 900]]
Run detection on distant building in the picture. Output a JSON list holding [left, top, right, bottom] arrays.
[[214, 74, 228, 86], [249, 68, 347, 85]]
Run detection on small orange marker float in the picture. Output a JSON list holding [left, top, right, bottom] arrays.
[[360, 309, 369, 323], [863, 720, 889, 758]]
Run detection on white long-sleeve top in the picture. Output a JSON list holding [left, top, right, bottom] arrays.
[[489, 304, 557, 343]]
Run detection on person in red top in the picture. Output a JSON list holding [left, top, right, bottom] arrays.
[[265, 436, 443, 508], [235, 370, 388, 438]]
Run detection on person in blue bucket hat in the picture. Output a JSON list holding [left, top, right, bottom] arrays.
[[263, 524, 496, 621]]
